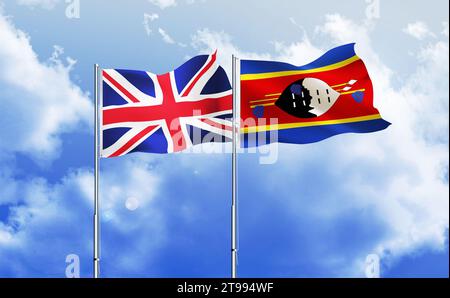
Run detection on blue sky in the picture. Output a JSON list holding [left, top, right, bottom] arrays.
[[0, 0, 448, 277]]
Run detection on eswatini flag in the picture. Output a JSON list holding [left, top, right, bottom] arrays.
[[240, 43, 390, 147]]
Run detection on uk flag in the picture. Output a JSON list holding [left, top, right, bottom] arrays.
[[101, 52, 233, 157]]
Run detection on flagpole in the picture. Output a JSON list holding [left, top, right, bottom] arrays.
[[94, 64, 100, 278], [231, 55, 238, 278]]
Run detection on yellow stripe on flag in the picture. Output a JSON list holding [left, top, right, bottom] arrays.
[[241, 114, 382, 133], [249, 97, 279, 104], [240, 55, 360, 81]]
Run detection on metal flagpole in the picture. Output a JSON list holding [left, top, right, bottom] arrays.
[[231, 55, 238, 278], [94, 64, 100, 278]]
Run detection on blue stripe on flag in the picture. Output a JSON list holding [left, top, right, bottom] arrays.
[[187, 125, 232, 144], [103, 127, 132, 149], [214, 113, 233, 120], [241, 118, 391, 147], [129, 127, 169, 154], [240, 43, 357, 75], [201, 67, 231, 95], [102, 82, 130, 107], [175, 55, 209, 94], [115, 69, 155, 97]]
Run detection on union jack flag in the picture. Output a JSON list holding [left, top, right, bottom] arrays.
[[101, 52, 233, 157]]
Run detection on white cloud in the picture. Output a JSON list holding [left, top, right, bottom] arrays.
[[0, 13, 95, 274], [146, 17, 186, 47], [289, 16, 308, 37], [0, 223, 13, 245], [442, 21, 449, 38], [304, 15, 448, 274], [403, 21, 436, 40], [0, 158, 165, 276], [0, 5, 447, 277], [191, 14, 449, 276], [17, 0, 60, 9], [0, 11, 92, 161], [191, 28, 272, 75], [143, 13, 159, 35], [148, 0, 177, 10], [272, 40, 323, 67], [158, 27, 175, 44]]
